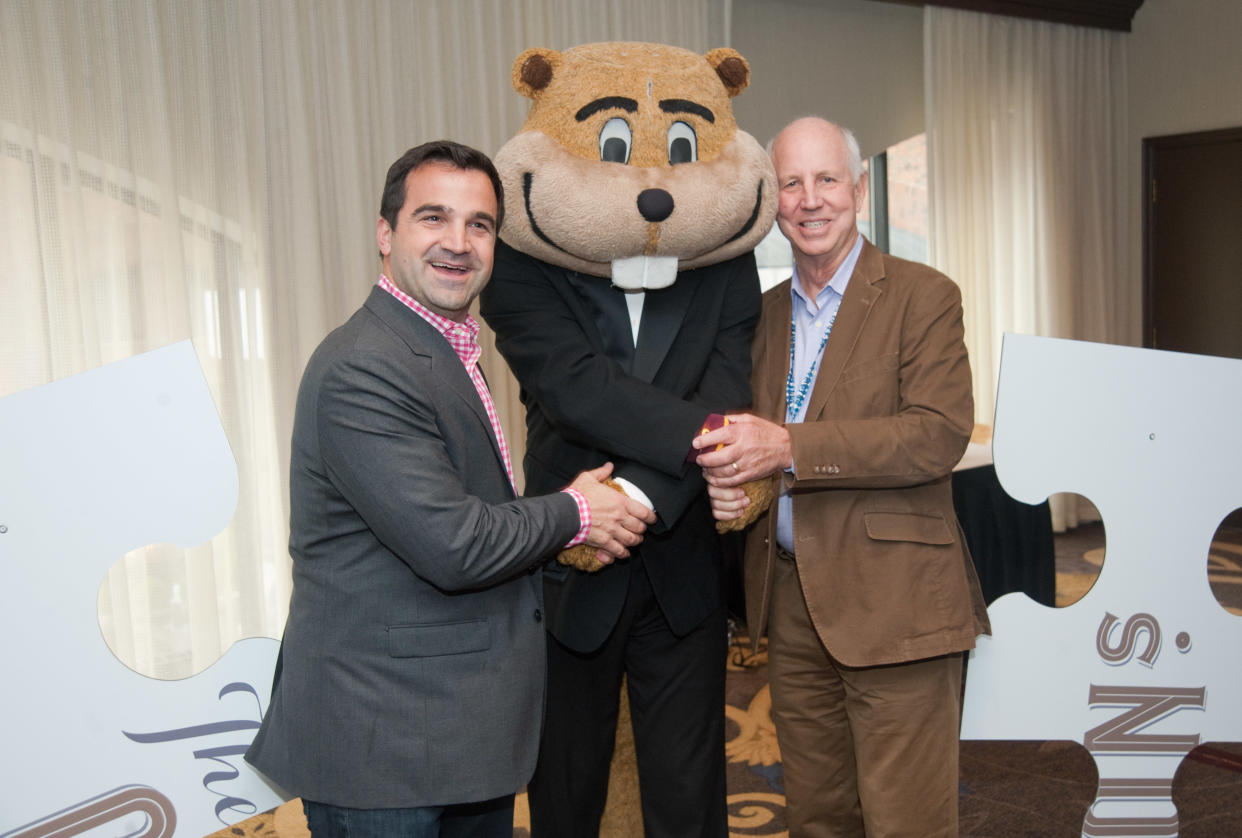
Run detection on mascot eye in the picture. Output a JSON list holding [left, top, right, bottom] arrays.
[[667, 121, 698, 165], [599, 117, 632, 164]]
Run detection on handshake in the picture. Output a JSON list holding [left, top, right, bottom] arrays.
[[559, 464, 655, 571], [558, 413, 784, 572]]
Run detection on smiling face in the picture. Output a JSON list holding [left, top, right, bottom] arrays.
[[377, 162, 498, 322], [771, 118, 867, 281], [493, 42, 777, 279]]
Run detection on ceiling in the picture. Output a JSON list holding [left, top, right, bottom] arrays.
[[869, 0, 1147, 31]]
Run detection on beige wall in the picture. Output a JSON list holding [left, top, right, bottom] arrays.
[[1127, 0, 1242, 142], [729, 0, 925, 156], [1125, 0, 1242, 343]]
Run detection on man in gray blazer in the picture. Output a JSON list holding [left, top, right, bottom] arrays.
[[246, 140, 654, 838]]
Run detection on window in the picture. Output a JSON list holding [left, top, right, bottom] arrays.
[[2, 121, 284, 679], [873, 133, 928, 264]]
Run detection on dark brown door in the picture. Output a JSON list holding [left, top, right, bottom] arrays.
[[1144, 128, 1242, 531], [1143, 127, 1242, 359]]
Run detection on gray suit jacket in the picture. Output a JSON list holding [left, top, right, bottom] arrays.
[[246, 286, 581, 809]]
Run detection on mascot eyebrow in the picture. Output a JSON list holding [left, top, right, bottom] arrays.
[[574, 96, 717, 125], [659, 99, 715, 123], [575, 97, 638, 121]]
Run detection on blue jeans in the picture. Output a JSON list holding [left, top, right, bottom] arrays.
[[302, 795, 514, 838]]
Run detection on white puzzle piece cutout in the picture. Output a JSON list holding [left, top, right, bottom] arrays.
[[961, 334, 1242, 837], [0, 341, 284, 837]]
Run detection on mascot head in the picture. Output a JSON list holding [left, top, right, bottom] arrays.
[[495, 41, 777, 290]]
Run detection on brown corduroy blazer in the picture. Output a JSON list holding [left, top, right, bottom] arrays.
[[743, 240, 991, 667]]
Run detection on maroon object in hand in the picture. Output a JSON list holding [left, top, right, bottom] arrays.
[[686, 413, 728, 463]]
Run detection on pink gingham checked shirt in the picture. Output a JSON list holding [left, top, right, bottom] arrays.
[[378, 276, 590, 546]]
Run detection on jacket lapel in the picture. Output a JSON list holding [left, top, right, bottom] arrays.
[[364, 287, 511, 490], [632, 274, 696, 383], [761, 283, 793, 419], [804, 241, 884, 421], [570, 274, 636, 373]]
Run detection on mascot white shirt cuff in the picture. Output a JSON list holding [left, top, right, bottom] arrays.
[[612, 476, 655, 512]]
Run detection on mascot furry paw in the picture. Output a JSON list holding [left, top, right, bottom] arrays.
[[482, 41, 778, 572], [715, 479, 773, 534]]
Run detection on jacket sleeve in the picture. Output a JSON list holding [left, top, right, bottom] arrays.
[[786, 271, 974, 490], [314, 347, 580, 592]]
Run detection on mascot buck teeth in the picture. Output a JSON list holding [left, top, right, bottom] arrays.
[[479, 41, 775, 838]]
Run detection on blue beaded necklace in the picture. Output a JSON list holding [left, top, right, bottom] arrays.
[[786, 311, 836, 422]]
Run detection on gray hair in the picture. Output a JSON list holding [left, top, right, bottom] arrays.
[[768, 117, 865, 183]]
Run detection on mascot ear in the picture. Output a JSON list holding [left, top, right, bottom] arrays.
[[704, 47, 750, 97], [512, 47, 562, 99]]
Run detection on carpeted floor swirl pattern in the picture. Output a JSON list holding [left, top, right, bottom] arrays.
[[212, 523, 1242, 838]]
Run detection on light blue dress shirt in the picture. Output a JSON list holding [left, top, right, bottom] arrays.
[[776, 234, 864, 554]]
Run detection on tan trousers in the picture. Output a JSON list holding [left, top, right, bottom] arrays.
[[767, 555, 963, 838]]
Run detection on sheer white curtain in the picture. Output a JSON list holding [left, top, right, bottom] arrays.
[[1, 0, 715, 678], [924, 6, 1130, 530]]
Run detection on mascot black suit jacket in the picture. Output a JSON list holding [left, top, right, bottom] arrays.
[[479, 42, 776, 656], [482, 242, 760, 650]]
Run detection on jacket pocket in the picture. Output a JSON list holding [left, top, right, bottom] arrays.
[[839, 352, 899, 385], [863, 511, 954, 546], [387, 619, 490, 658]]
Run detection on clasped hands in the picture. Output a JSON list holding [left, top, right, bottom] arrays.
[[691, 413, 790, 529], [564, 463, 656, 568], [559, 413, 789, 572]]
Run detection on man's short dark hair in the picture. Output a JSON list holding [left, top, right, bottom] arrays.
[[379, 140, 505, 234]]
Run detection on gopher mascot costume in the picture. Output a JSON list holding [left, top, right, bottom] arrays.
[[479, 42, 775, 838]]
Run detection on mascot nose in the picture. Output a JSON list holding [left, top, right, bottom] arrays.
[[637, 189, 675, 223]]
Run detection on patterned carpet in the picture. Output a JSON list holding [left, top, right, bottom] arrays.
[[212, 522, 1242, 838]]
